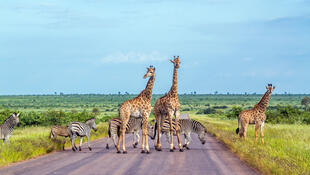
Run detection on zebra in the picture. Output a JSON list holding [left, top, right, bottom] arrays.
[[0, 113, 20, 144], [106, 117, 155, 149], [50, 125, 70, 150], [67, 118, 97, 151], [152, 119, 207, 150]]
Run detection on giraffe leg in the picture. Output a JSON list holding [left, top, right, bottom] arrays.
[[260, 121, 265, 144], [255, 122, 259, 143], [141, 114, 150, 154], [116, 131, 121, 153], [121, 126, 127, 154], [175, 110, 183, 152], [155, 112, 163, 151], [243, 122, 248, 140], [168, 111, 174, 152]]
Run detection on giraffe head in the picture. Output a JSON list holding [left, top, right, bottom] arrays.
[[170, 56, 180, 69], [143, 65, 155, 79], [266, 84, 275, 94]]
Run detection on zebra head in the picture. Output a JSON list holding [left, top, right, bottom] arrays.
[[197, 125, 207, 145], [12, 113, 20, 127], [86, 118, 97, 132], [147, 123, 155, 139]]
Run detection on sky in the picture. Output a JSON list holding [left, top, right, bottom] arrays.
[[0, 0, 310, 95]]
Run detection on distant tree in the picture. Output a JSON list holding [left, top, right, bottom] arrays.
[[118, 91, 121, 95], [214, 91, 218, 95], [92, 107, 100, 115], [194, 91, 197, 95], [301, 97, 310, 109]]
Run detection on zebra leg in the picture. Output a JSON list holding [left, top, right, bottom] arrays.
[[79, 137, 83, 151], [63, 137, 66, 150], [71, 135, 77, 151], [175, 110, 183, 152], [87, 135, 92, 151], [185, 133, 192, 149]]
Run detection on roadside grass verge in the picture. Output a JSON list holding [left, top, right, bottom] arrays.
[[192, 115, 310, 175], [0, 122, 108, 167]]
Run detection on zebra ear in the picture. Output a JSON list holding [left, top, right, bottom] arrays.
[[16, 113, 20, 117]]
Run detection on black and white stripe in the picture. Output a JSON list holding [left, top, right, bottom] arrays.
[[67, 118, 97, 151], [154, 119, 207, 149], [106, 117, 154, 149], [0, 113, 20, 144]]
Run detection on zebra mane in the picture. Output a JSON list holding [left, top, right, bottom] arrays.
[[2, 113, 16, 125], [191, 120, 206, 132], [85, 118, 95, 123]]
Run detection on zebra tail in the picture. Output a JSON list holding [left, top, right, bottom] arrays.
[[108, 124, 111, 138], [152, 121, 157, 140], [236, 118, 240, 134]]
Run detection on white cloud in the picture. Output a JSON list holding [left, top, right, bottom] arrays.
[[100, 51, 167, 63]]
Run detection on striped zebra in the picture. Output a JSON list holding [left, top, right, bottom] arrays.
[[50, 125, 70, 150], [106, 117, 154, 149], [67, 118, 97, 151], [0, 113, 20, 144], [153, 119, 207, 149]]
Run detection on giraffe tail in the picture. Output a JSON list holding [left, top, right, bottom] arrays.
[[236, 118, 240, 134]]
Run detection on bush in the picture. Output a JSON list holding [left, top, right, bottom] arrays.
[[0, 109, 97, 127], [226, 106, 242, 119], [196, 107, 217, 114], [266, 105, 310, 124]]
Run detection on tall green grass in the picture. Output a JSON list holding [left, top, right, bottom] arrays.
[[193, 115, 310, 175], [0, 122, 108, 167]]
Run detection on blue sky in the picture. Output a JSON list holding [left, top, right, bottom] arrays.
[[0, 0, 309, 95]]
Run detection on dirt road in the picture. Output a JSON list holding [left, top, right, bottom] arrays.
[[0, 133, 259, 175]]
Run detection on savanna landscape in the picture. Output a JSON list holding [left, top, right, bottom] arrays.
[[1, 94, 310, 174]]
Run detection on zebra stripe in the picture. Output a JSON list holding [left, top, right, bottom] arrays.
[[0, 113, 20, 144], [158, 119, 207, 149], [106, 117, 154, 149], [67, 118, 97, 151]]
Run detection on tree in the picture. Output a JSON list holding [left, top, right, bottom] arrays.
[[301, 97, 310, 109]]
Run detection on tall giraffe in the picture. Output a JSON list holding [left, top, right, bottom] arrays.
[[154, 56, 183, 152], [236, 84, 275, 143], [116, 66, 155, 154]]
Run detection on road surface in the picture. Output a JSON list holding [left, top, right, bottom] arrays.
[[0, 133, 259, 175]]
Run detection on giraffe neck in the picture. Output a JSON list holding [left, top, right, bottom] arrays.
[[254, 91, 271, 112], [168, 66, 178, 97], [140, 75, 155, 101]]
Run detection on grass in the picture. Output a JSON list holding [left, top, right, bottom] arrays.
[[193, 115, 310, 175], [0, 122, 108, 167]]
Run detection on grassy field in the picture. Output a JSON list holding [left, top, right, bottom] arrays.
[[0, 122, 109, 167], [193, 115, 310, 175], [0, 94, 309, 173]]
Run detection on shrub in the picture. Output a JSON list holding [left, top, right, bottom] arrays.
[[226, 106, 242, 119]]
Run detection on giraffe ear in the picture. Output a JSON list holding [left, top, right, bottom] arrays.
[[273, 86, 276, 90], [170, 59, 174, 63], [266, 86, 268, 89]]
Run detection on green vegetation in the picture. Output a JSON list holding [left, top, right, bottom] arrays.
[[193, 115, 310, 175], [0, 94, 310, 173], [0, 123, 108, 167]]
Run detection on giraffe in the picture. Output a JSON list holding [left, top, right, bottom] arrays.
[[236, 84, 275, 144], [154, 56, 183, 152], [116, 65, 155, 154]]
